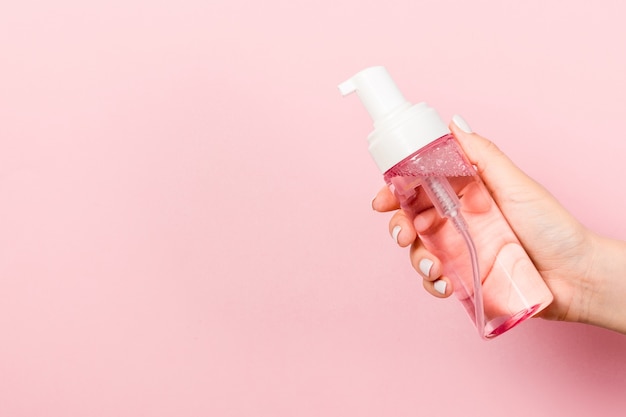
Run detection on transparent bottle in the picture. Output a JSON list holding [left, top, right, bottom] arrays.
[[339, 66, 553, 339]]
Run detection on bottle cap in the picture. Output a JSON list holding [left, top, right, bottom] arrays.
[[339, 66, 449, 173]]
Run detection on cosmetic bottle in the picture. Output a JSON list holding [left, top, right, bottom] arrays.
[[339, 66, 553, 338]]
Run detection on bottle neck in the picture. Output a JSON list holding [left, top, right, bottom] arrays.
[[368, 104, 449, 173]]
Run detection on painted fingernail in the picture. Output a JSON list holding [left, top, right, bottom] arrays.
[[392, 225, 402, 244], [452, 114, 472, 133], [371, 195, 378, 210], [419, 258, 434, 277], [434, 279, 447, 295]]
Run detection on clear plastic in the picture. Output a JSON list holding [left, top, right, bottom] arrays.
[[384, 133, 553, 338]]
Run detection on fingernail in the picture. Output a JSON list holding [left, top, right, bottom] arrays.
[[419, 258, 433, 277], [434, 279, 447, 295], [391, 225, 402, 244], [452, 114, 472, 134], [371, 195, 378, 210]]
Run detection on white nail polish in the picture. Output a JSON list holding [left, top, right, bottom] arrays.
[[419, 258, 433, 277], [452, 114, 472, 133], [392, 225, 402, 244], [434, 280, 447, 295]]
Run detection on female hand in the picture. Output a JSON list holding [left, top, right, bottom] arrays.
[[373, 115, 626, 334]]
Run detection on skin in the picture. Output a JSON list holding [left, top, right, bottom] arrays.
[[372, 119, 626, 335]]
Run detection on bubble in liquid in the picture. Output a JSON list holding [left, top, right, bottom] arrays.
[[386, 139, 475, 178]]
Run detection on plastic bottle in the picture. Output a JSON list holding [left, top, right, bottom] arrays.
[[339, 66, 553, 339]]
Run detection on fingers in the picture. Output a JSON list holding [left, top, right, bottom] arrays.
[[410, 243, 451, 298], [425, 278, 451, 298], [371, 178, 453, 299], [371, 186, 399, 212], [388, 210, 417, 247], [372, 184, 416, 247], [381, 200, 451, 298], [449, 115, 533, 202], [388, 212, 452, 298], [449, 114, 507, 172]]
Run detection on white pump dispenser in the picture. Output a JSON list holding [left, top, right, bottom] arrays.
[[338, 66, 449, 173], [338, 66, 408, 123]]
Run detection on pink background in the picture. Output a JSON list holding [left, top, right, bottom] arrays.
[[1, 1, 626, 416]]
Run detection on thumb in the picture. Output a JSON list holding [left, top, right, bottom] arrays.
[[449, 115, 536, 204]]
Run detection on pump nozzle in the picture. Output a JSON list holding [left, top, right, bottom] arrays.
[[338, 66, 410, 124]]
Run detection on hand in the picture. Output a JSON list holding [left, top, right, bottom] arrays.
[[373, 115, 626, 333]]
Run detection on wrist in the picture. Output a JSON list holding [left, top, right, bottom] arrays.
[[582, 233, 626, 334]]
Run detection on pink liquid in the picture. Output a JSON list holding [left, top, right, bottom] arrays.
[[384, 134, 553, 338]]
